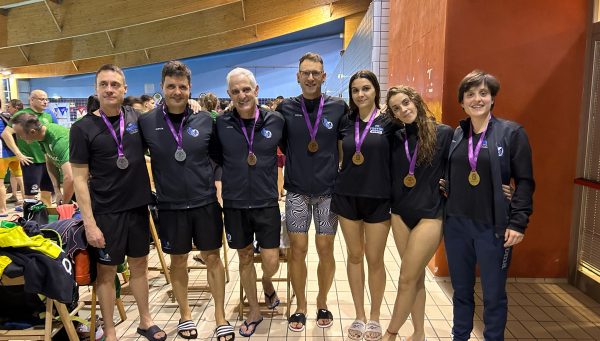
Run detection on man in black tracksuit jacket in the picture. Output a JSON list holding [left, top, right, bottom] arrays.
[[214, 67, 284, 337], [138, 61, 230, 339]]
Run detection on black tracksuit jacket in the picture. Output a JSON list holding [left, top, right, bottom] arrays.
[[445, 116, 535, 234], [214, 107, 284, 209]]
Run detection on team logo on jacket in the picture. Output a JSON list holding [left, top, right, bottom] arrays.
[[497, 146, 504, 157], [322, 117, 333, 129], [261, 128, 272, 138], [187, 127, 199, 137], [369, 124, 383, 134], [126, 122, 139, 134]]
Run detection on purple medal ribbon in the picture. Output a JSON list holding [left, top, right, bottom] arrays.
[[99, 109, 125, 158], [162, 104, 186, 149], [354, 108, 378, 154], [468, 114, 491, 172], [404, 134, 419, 176], [300, 95, 325, 141], [237, 107, 259, 155]]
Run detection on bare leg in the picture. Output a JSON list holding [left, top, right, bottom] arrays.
[[363, 220, 391, 340], [128, 256, 165, 339], [15, 176, 24, 201], [0, 183, 7, 214], [288, 232, 309, 329], [169, 253, 193, 336], [96, 264, 118, 341], [339, 216, 367, 339], [260, 247, 281, 305], [238, 245, 261, 334], [315, 234, 336, 325], [201, 249, 227, 326], [383, 216, 443, 341]]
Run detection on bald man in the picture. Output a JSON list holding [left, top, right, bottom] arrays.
[[3, 90, 57, 205]]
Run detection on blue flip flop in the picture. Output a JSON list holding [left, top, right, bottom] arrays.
[[239, 316, 263, 337]]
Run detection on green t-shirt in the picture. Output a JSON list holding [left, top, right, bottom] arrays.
[[11, 108, 57, 163], [40, 123, 70, 167]]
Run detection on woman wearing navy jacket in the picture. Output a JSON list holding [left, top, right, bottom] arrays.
[[381, 86, 453, 341], [444, 70, 535, 341]]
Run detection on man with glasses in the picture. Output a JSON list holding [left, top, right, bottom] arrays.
[[276, 52, 349, 332], [3, 90, 57, 205]]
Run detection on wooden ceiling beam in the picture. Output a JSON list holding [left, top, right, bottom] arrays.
[[9, 0, 369, 78], [0, 0, 345, 67], [43, 0, 61, 32], [241, 0, 245, 21], [105, 31, 114, 49], [4, 0, 240, 47]]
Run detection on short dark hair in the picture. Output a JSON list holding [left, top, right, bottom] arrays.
[[348, 70, 381, 114], [86, 95, 100, 114], [458, 69, 500, 109], [140, 94, 153, 103], [299, 52, 323, 68], [123, 96, 142, 106], [95, 64, 125, 84], [10, 112, 42, 133], [161, 60, 191, 85], [9, 99, 24, 111]]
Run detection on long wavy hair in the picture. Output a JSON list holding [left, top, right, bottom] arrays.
[[386, 85, 437, 166]]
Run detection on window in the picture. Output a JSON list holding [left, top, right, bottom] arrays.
[[2, 78, 10, 102]]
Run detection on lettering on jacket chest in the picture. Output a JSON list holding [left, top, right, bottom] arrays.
[[369, 124, 384, 135]]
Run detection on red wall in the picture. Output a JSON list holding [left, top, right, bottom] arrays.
[[388, 0, 589, 277], [388, 0, 447, 121]]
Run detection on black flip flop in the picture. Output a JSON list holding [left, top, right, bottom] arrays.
[[316, 308, 334, 328], [136, 325, 167, 341], [239, 316, 263, 337], [264, 290, 280, 309], [288, 312, 306, 332]]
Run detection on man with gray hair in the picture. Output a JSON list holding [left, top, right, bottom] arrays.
[[2, 90, 56, 205], [215, 67, 284, 337]]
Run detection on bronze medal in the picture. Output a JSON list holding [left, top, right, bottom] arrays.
[[468, 170, 480, 186], [247, 153, 257, 166], [308, 139, 319, 153], [403, 174, 417, 188], [352, 152, 364, 165]]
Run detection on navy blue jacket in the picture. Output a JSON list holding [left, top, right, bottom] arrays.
[[214, 107, 284, 209], [139, 108, 219, 210], [446, 116, 535, 233]]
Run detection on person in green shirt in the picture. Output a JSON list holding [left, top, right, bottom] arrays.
[[2, 90, 57, 205], [9, 112, 73, 204]]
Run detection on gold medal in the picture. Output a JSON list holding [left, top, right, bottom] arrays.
[[468, 170, 480, 186], [403, 174, 416, 188], [308, 139, 319, 153], [352, 152, 364, 165], [247, 153, 257, 166]]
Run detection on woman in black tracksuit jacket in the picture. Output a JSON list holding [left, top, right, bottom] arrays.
[[444, 70, 535, 341]]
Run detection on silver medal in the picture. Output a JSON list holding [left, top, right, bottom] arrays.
[[174, 148, 186, 161], [116, 156, 129, 169]]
